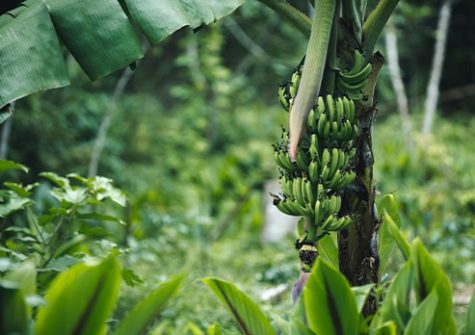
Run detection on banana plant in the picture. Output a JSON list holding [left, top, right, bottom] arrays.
[[263, 0, 401, 314], [205, 206, 470, 335]]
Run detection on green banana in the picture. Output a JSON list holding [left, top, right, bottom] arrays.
[[336, 98, 344, 121], [309, 161, 319, 184], [308, 109, 317, 130], [326, 95, 335, 121]]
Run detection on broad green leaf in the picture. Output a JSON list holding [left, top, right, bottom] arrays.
[[290, 320, 316, 335], [124, 0, 245, 45], [45, 0, 143, 80], [466, 291, 475, 335], [403, 291, 438, 335], [0, 191, 32, 218], [0, 283, 29, 335], [318, 234, 338, 268], [0, 160, 28, 174], [371, 322, 397, 335], [4, 182, 38, 197], [352, 283, 375, 312], [377, 262, 413, 330], [203, 277, 276, 335], [35, 256, 121, 335], [378, 194, 401, 226], [188, 322, 205, 335], [410, 239, 456, 335], [40, 172, 70, 187], [383, 212, 410, 260], [114, 275, 184, 335], [304, 259, 359, 335], [378, 194, 402, 272], [0, 0, 69, 109]]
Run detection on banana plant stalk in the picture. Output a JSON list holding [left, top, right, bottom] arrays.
[[288, 0, 336, 160]]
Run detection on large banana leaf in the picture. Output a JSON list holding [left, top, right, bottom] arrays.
[[0, 0, 246, 109]]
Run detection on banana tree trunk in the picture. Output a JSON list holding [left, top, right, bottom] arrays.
[[338, 53, 384, 316]]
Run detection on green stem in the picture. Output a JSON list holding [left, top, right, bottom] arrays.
[[342, 0, 362, 43], [257, 0, 312, 37], [362, 0, 401, 58], [305, 216, 317, 243], [323, 0, 339, 94], [288, 0, 336, 159]]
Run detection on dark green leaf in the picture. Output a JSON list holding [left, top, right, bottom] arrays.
[[4, 182, 38, 197], [124, 0, 245, 45], [404, 291, 438, 335], [114, 275, 184, 335], [304, 259, 358, 335], [35, 256, 121, 335], [0, 283, 29, 335], [203, 277, 276, 335], [0, 1, 69, 109], [45, 0, 143, 80], [121, 268, 144, 287]]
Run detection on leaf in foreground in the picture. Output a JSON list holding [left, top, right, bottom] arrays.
[[35, 256, 121, 335], [203, 277, 276, 335], [114, 274, 184, 335]]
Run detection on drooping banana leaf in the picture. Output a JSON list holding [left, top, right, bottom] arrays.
[[0, 0, 70, 109], [0, 0, 246, 109]]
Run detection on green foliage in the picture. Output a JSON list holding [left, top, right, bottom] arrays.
[[203, 277, 277, 335], [35, 256, 121, 335], [114, 275, 184, 335], [0, 0, 246, 106]]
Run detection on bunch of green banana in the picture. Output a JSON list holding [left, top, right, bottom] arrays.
[[307, 95, 358, 142], [336, 50, 372, 101], [273, 55, 363, 237], [278, 66, 302, 110]]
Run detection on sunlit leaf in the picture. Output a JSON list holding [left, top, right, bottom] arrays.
[[411, 239, 456, 334], [318, 234, 338, 268], [466, 290, 475, 335], [114, 275, 184, 335], [352, 284, 375, 313], [403, 291, 438, 335], [0, 191, 32, 218], [208, 323, 223, 335], [377, 262, 413, 330], [371, 321, 397, 335], [203, 277, 276, 335], [304, 259, 358, 335], [383, 212, 410, 260], [0, 160, 28, 174], [35, 256, 121, 335]]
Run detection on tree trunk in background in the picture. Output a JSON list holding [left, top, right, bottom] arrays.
[[422, 0, 453, 134], [338, 54, 384, 316], [385, 23, 413, 152], [88, 67, 134, 178], [0, 103, 14, 159]]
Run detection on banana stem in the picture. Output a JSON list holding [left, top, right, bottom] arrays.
[[342, 0, 363, 43], [257, 0, 312, 37], [323, 0, 339, 95], [362, 0, 401, 59], [288, 0, 336, 159]]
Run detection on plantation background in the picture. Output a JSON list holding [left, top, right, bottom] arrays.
[[1, 0, 474, 333]]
